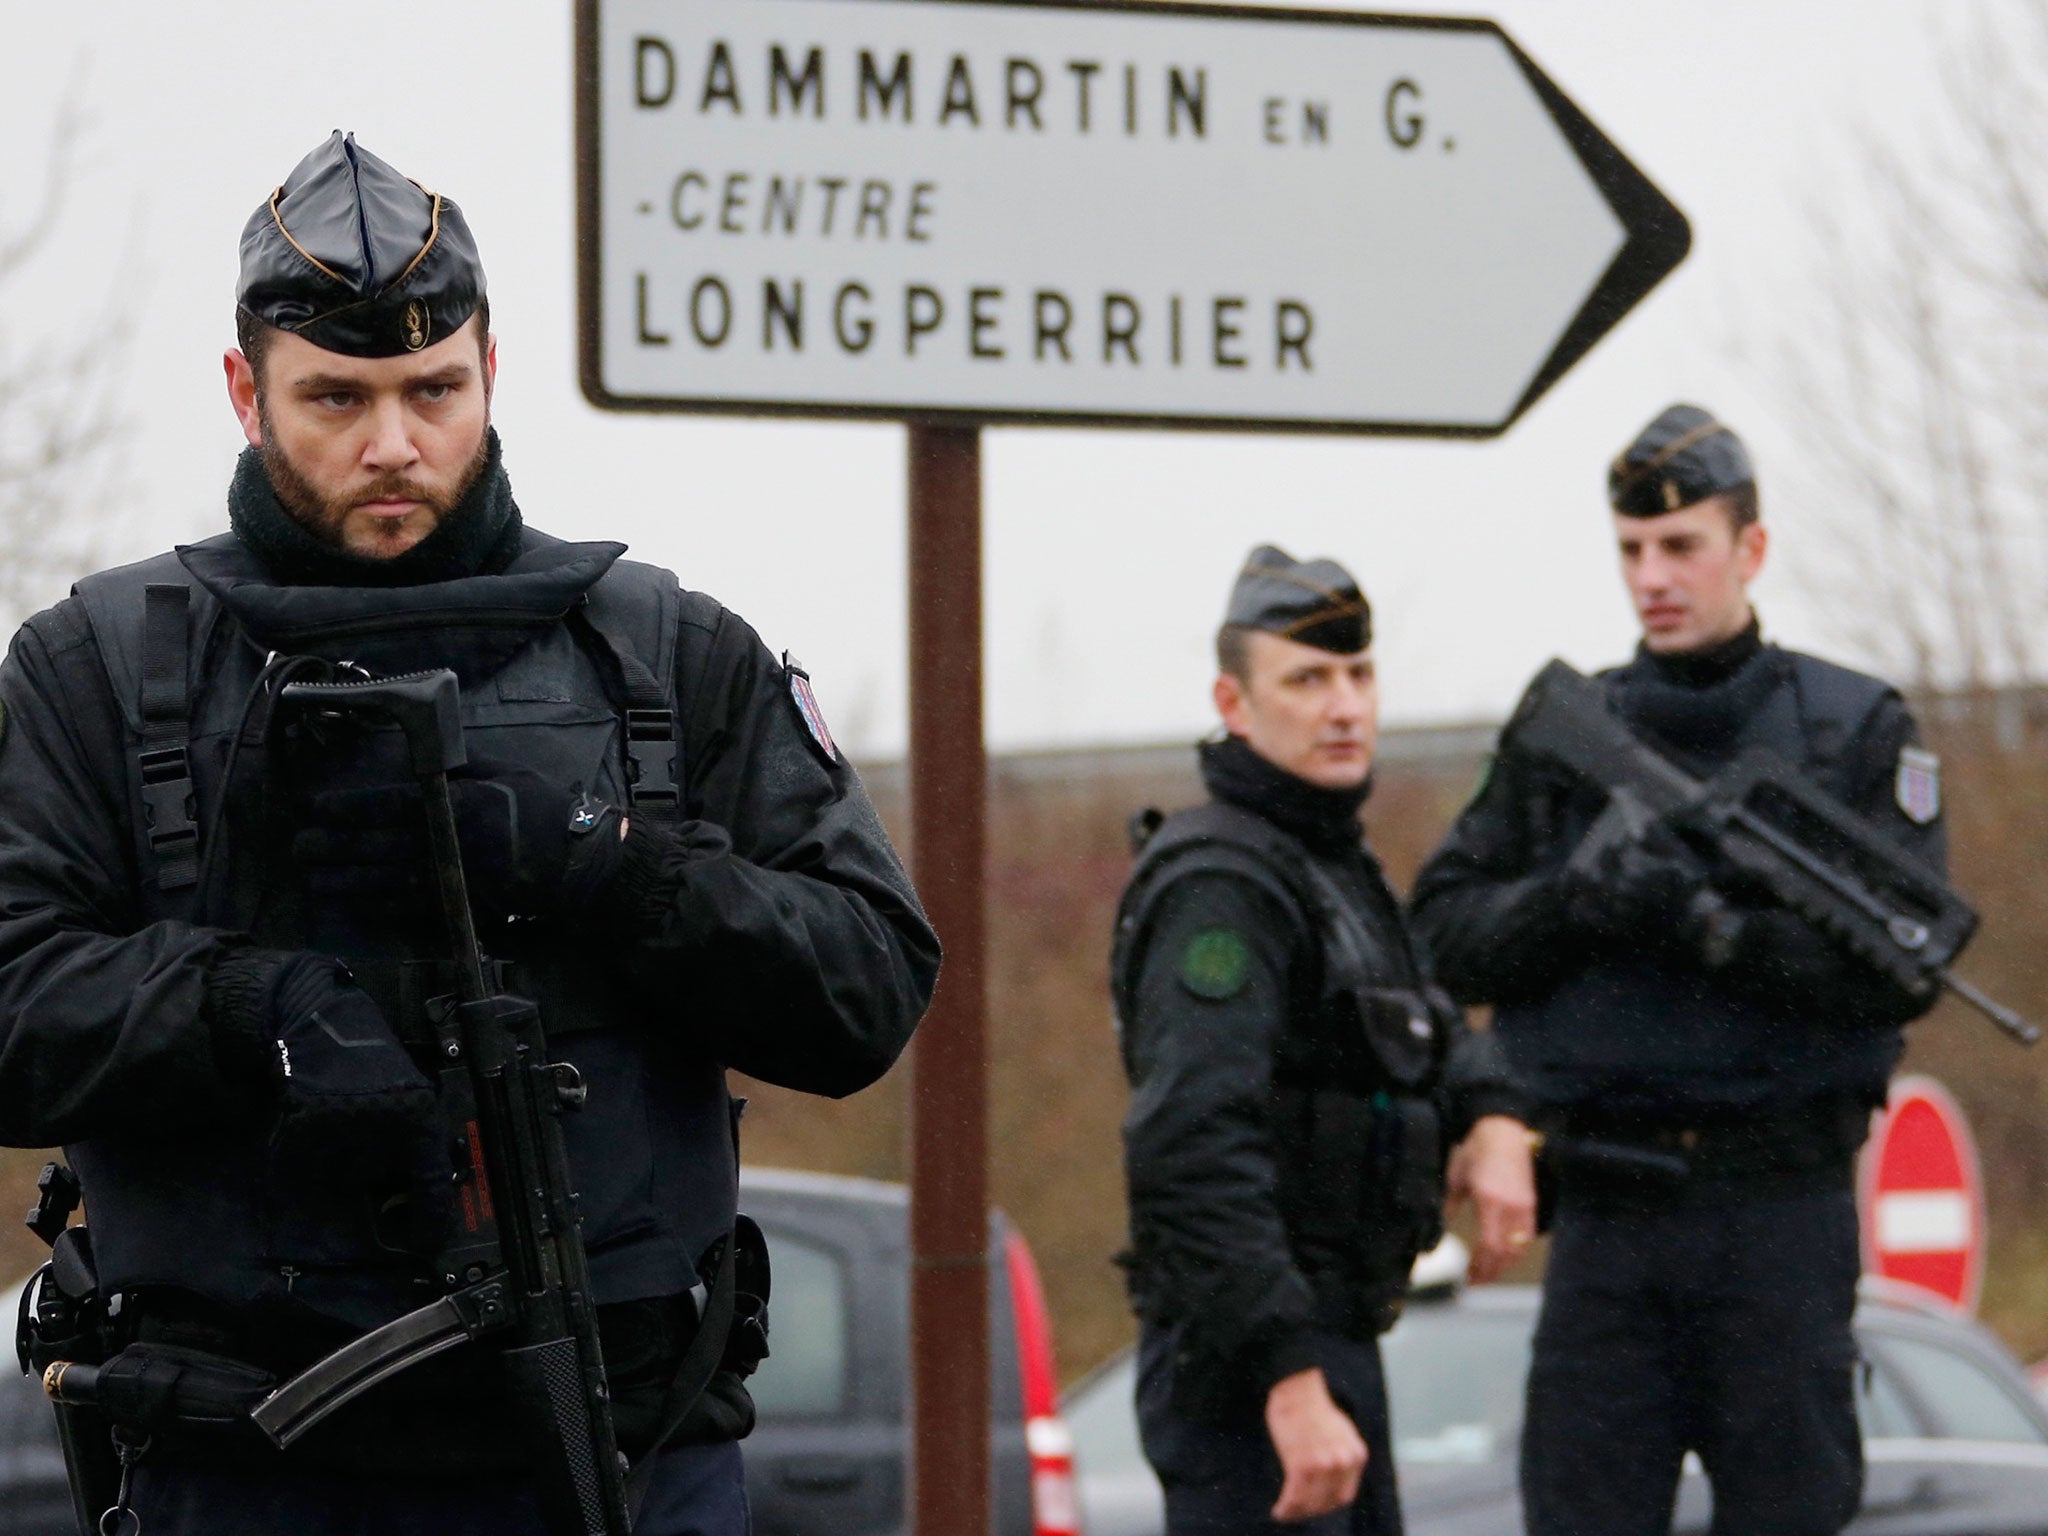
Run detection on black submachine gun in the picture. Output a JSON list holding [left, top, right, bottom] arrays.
[[1503, 659, 2040, 1047], [249, 669, 632, 1532], [26, 669, 633, 1534]]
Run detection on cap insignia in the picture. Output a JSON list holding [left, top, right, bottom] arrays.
[[403, 299, 430, 351]]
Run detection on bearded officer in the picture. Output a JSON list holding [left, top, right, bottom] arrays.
[[1410, 405, 1946, 1536], [0, 133, 938, 1534], [1113, 547, 1534, 1535]]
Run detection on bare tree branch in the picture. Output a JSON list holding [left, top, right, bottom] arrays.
[[0, 84, 129, 630], [1776, 0, 2048, 734]]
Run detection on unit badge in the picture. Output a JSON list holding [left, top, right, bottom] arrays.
[[785, 654, 839, 763], [402, 299, 430, 351], [1180, 927, 1252, 1001], [1895, 746, 1941, 825]]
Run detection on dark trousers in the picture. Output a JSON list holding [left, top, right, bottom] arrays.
[[1136, 1321, 1402, 1536], [127, 1439, 749, 1535], [1521, 1187, 1863, 1536]]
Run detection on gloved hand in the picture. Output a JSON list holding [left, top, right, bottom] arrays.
[[264, 954, 443, 1182], [293, 761, 629, 927], [1557, 826, 1714, 944]]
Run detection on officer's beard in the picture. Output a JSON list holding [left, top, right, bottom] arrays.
[[258, 410, 494, 560]]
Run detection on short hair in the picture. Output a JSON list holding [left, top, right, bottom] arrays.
[[1216, 622, 1254, 682], [235, 295, 493, 395], [1721, 481, 1760, 530]]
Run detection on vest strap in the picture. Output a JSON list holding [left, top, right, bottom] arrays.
[[135, 584, 198, 892], [574, 605, 684, 821]]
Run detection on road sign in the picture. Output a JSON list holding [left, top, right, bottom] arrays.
[[1860, 1076, 1987, 1313], [575, 0, 1688, 435]]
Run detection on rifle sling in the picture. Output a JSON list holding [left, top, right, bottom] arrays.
[[624, 1226, 737, 1517]]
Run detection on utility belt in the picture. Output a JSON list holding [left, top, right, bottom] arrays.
[[1536, 1097, 1869, 1223], [17, 1162, 771, 1529], [1122, 1249, 1414, 1347]]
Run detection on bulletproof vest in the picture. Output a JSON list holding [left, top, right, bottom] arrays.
[[1114, 801, 1450, 1313], [1498, 646, 1906, 1117], [62, 529, 737, 1332]]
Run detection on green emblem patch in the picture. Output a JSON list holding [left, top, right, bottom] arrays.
[[1180, 926, 1253, 1000]]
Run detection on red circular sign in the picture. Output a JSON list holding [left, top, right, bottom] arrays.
[[1858, 1076, 1986, 1313]]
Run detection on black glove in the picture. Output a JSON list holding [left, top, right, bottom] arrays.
[[264, 955, 441, 1176], [293, 762, 629, 926], [1558, 827, 1715, 944]]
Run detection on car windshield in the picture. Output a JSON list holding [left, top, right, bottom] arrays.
[[1380, 1302, 1533, 1467]]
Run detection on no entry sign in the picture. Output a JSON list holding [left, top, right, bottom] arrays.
[[574, 0, 1688, 434], [1859, 1076, 1987, 1313]]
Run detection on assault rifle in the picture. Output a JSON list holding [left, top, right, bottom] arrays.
[[1501, 659, 2040, 1048]]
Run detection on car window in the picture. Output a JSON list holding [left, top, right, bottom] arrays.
[[1381, 1308, 1533, 1466], [1854, 1352, 1918, 1440], [747, 1230, 850, 1418], [1876, 1333, 2048, 1445]]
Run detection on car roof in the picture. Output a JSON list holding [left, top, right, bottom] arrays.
[[739, 1165, 910, 1209]]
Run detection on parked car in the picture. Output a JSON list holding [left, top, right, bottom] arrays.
[[0, 1166, 1077, 1536], [1066, 1272, 2048, 1536]]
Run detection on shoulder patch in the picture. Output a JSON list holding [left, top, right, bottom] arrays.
[[1895, 745, 1941, 824], [1180, 926, 1253, 1001], [783, 652, 840, 764]]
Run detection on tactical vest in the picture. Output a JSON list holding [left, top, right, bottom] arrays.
[[64, 529, 735, 1333], [1113, 801, 1451, 1331], [1499, 648, 1907, 1117]]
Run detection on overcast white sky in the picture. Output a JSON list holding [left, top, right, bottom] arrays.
[[0, 0, 1961, 756]]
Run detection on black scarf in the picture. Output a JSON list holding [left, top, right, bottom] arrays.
[[227, 428, 524, 587], [1200, 734, 1372, 856]]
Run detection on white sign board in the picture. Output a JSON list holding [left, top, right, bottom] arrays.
[[575, 0, 1687, 434]]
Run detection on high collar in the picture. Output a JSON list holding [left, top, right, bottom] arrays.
[[1199, 734, 1372, 856], [1636, 613, 1763, 690], [227, 428, 524, 588], [177, 528, 628, 689], [1613, 619, 1786, 759]]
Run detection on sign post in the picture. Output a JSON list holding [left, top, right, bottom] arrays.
[[1859, 1075, 1987, 1314], [905, 423, 990, 1536], [575, 3, 1688, 1527]]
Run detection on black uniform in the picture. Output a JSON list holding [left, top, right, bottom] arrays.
[[1115, 736, 1523, 1536], [0, 442, 937, 1530], [1410, 625, 1943, 1536], [0, 132, 936, 1535]]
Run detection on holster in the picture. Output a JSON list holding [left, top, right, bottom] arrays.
[[19, 1257, 121, 1536], [17, 1171, 124, 1536]]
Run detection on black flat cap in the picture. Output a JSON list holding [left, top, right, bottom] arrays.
[[1608, 403, 1755, 517], [237, 132, 484, 358], [1225, 545, 1371, 654]]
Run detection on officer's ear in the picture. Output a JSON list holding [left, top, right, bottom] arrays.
[[1735, 520, 1768, 585], [1215, 670, 1252, 736], [224, 348, 264, 447]]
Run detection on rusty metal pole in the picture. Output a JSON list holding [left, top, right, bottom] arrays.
[[906, 422, 990, 1536]]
